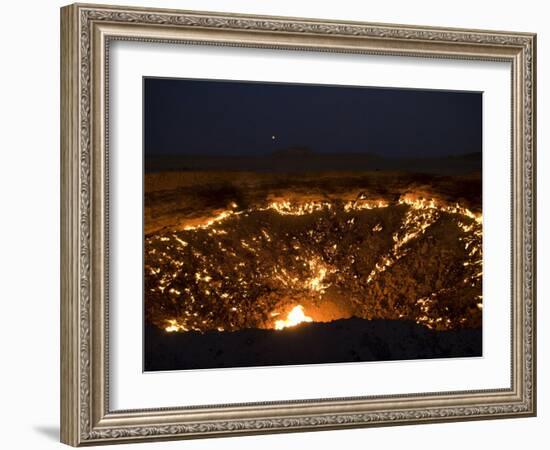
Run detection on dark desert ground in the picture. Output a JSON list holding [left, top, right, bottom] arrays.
[[143, 78, 482, 371]]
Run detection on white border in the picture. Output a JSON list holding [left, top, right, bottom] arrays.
[[109, 41, 511, 410]]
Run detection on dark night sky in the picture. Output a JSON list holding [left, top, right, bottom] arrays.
[[144, 77, 481, 159]]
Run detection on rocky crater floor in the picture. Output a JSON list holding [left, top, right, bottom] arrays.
[[143, 170, 482, 370], [145, 171, 482, 333]]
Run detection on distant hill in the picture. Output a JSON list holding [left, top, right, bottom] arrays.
[[145, 150, 481, 176], [271, 146, 316, 158], [271, 146, 387, 160], [450, 151, 482, 161]]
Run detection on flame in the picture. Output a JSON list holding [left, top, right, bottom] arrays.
[[148, 194, 482, 333], [344, 199, 389, 212], [183, 210, 237, 231], [398, 194, 482, 224], [307, 258, 332, 293], [267, 200, 331, 215], [274, 305, 313, 330], [308, 266, 327, 292], [165, 319, 188, 332]]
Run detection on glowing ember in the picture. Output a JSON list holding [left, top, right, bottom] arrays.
[[146, 194, 482, 333], [165, 319, 188, 332], [274, 305, 313, 330]]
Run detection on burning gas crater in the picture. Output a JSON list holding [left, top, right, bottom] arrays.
[[145, 194, 482, 334]]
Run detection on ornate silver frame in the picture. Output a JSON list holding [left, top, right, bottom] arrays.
[[60, 3, 536, 446]]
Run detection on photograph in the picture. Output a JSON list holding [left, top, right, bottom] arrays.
[[143, 78, 484, 371], [54, 2, 536, 446]]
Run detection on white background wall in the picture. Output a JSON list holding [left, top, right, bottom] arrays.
[[0, 1, 546, 449]]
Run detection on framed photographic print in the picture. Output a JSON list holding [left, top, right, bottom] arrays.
[[60, 3, 537, 446]]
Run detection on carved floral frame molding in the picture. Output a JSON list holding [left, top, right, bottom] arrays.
[[61, 3, 536, 446]]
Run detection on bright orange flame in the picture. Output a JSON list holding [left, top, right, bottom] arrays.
[[164, 319, 188, 332], [274, 305, 313, 330]]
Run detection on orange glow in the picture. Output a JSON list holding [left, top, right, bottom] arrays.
[[148, 193, 482, 333], [274, 305, 313, 330], [165, 319, 188, 332]]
